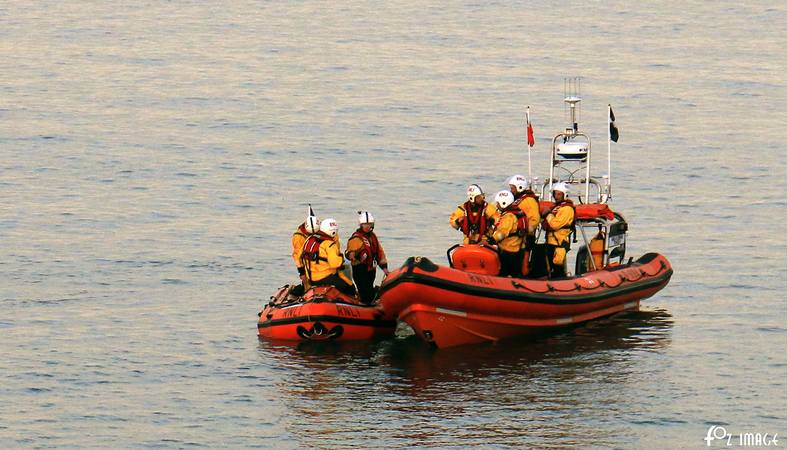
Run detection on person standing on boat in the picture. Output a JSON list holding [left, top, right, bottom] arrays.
[[489, 190, 527, 277], [291, 214, 320, 296], [450, 184, 498, 244], [301, 218, 355, 296], [345, 211, 389, 305], [508, 174, 541, 275], [543, 182, 576, 278]]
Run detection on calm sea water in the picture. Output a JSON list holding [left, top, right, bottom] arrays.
[[2, 1, 786, 448]]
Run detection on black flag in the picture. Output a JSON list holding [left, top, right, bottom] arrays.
[[308, 204, 315, 217], [609, 106, 619, 142]]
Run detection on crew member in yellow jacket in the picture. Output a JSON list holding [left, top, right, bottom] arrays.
[[508, 174, 541, 275], [300, 218, 355, 296], [345, 211, 389, 305], [449, 184, 498, 244], [542, 182, 576, 278], [489, 190, 525, 277], [292, 215, 320, 293], [507, 174, 540, 237]]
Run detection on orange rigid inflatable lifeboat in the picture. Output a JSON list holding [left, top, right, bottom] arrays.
[[377, 90, 676, 349], [258, 285, 396, 342], [378, 252, 672, 348]]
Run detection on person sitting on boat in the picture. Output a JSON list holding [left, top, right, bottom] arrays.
[[301, 218, 355, 296], [292, 214, 320, 295], [488, 190, 527, 277], [543, 182, 576, 278], [508, 174, 541, 273], [450, 184, 498, 244], [345, 211, 389, 305]]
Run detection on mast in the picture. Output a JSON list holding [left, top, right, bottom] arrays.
[[548, 77, 595, 203]]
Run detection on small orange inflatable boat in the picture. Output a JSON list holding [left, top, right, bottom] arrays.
[[378, 252, 672, 348], [258, 285, 396, 342]]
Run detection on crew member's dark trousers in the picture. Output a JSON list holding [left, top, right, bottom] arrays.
[[311, 273, 356, 297], [499, 250, 524, 278], [546, 245, 567, 278], [352, 265, 377, 305]]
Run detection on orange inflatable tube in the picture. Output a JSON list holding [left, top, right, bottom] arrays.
[[258, 285, 396, 342]]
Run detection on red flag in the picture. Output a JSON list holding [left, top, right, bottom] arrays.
[[527, 121, 535, 147]]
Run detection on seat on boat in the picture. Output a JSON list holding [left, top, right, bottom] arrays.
[[447, 244, 500, 276]]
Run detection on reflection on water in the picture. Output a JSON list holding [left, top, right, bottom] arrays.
[[259, 309, 673, 448]]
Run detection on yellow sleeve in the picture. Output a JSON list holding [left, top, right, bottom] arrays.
[[547, 206, 575, 230], [492, 213, 516, 243], [449, 205, 465, 229], [346, 236, 364, 253], [345, 236, 364, 262], [485, 202, 500, 224], [292, 232, 306, 267], [322, 241, 345, 270], [522, 198, 541, 234]]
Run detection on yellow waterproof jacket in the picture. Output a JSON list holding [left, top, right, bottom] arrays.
[[449, 202, 498, 244], [515, 195, 541, 236], [346, 231, 388, 269], [304, 239, 345, 282], [545, 202, 575, 246], [492, 211, 524, 253], [292, 223, 309, 269]]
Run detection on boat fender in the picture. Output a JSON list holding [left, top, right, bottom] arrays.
[[589, 228, 605, 270]]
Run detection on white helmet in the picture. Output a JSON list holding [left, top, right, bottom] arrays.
[[319, 218, 338, 237], [305, 215, 320, 234], [552, 182, 570, 194], [358, 211, 375, 225], [494, 190, 515, 210], [507, 174, 529, 194], [466, 184, 485, 202]]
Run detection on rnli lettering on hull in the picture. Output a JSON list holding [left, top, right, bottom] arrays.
[[467, 273, 494, 286], [277, 304, 363, 319], [336, 304, 361, 318], [281, 305, 302, 319]]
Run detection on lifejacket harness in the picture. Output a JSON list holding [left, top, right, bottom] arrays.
[[497, 206, 528, 239], [301, 233, 332, 281], [350, 229, 383, 271], [461, 201, 488, 240]]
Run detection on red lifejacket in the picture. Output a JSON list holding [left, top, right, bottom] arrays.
[[301, 232, 331, 264], [351, 229, 383, 270], [461, 201, 489, 239]]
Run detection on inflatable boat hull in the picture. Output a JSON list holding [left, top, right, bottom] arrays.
[[258, 285, 396, 342], [378, 253, 672, 348]]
